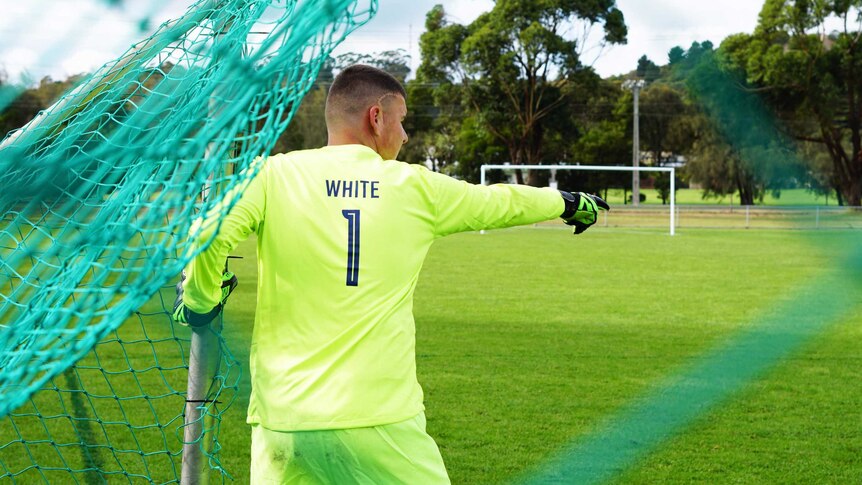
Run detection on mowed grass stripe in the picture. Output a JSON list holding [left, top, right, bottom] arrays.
[[615, 316, 862, 484], [518, 240, 861, 484]]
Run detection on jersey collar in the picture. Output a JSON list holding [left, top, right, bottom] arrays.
[[323, 144, 383, 161]]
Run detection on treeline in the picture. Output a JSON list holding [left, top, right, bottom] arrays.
[[394, 1, 859, 205], [0, 74, 86, 140], [2, 1, 860, 205]]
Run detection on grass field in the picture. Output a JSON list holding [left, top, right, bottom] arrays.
[[205, 226, 862, 484], [3, 226, 860, 483]]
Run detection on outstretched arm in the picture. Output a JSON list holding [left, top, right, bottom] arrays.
[[421, 167, 609, 236]]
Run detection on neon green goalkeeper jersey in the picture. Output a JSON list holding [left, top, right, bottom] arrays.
[[183, 144, 563, 431]]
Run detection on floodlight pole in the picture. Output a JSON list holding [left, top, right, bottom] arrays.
[[622, 79, 645, 207]]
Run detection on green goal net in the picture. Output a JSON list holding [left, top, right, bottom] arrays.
[[0, 0, 376, 482]]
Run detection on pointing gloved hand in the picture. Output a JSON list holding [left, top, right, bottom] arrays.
[[559, 191, 611, 235]]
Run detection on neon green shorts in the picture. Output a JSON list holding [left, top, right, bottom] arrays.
[[250, 412, 450, 484]]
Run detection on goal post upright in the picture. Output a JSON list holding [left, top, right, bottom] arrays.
[[479, 164, 676, 236], [670, 168, 676, 236], [182, 325, 221, 485], [182, 9, 247, 483]]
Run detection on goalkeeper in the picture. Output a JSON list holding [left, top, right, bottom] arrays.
[[175, 64, 608, 483]]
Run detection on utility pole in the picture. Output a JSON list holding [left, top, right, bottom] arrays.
[[622, 79, 645, 206]]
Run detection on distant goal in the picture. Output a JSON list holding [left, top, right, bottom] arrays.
[[480, 164, 677, 236]]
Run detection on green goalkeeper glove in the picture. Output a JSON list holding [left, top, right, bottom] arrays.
[[173, 270, 238, 327], [559, 191, 610, 234]]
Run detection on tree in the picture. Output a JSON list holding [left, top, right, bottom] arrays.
[[684, 113, 767, 204], [333, 49, 412, 83], [636, 55, 662, 83], [0, 75, 82, 141], [0, 90, 43, 140], [563, 77, 630, 196], [399, 7, 465, 169], [671, 40, 804, 205], [417, 0, 627, 185], [639, 84, 689, 165], [720, 0, 862, 205], [638, 83, 692, 203], [402, 5, 502, 175], [271, 85, 328, 153], [668, 46, 686, 65]]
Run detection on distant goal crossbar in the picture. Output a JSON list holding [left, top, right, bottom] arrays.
[[479, 164, 676, 236]]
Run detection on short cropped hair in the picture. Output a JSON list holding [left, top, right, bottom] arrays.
[[325, 65, 406, 121]]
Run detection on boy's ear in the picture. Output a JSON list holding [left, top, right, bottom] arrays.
[[368, 105, 382, 136]]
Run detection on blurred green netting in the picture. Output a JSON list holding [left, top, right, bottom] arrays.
[[0, 0, 376, 482]]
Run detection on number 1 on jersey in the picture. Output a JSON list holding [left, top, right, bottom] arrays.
[[342, 209, 360, 286]]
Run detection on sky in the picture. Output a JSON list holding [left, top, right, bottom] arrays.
[[0, 0, 765, 84]]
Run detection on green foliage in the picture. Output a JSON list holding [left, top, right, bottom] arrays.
[[0, 76, 83, 139], [637, 83, 693, 203], [450, 115, 507, 181], [332, 49, 412, 83], [688, 114, 765, 203], [669, 41, 807, 205], [668, 46, 686, 65], [556, 78, 627, 193], [639, 83, 691, 160], [719, 0, 862, 205], [566, 120, 628, 193], [636, 55, 662, 83], [415, 0, 627, 184]]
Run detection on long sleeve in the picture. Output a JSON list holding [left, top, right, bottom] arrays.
[[182, 162, 267, 313], [420, 168, 564, 237]]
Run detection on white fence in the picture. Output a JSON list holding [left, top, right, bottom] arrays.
[[586, 205, 862, 231]]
